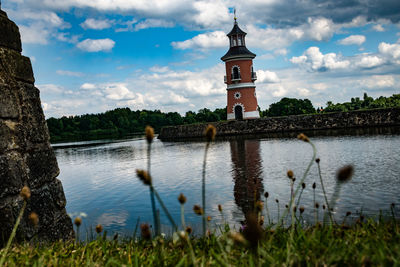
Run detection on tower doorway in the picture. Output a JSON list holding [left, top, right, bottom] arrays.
[[234, 105, 243, 120]]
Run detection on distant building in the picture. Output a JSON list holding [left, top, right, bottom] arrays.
[[221, 16, 259, 120]]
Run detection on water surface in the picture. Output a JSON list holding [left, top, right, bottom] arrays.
[[55, 133, 400, 235]]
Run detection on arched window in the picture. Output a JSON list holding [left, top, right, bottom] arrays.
[[233, 37, 237, 46], [238, 36, 242, 46], [232, 66, 240, 80]]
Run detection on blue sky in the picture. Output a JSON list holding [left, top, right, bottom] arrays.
[[2, 0, 400, 118]]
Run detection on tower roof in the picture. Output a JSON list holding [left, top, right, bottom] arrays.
[[227, 22, 246, 36], [221, 20, 256, 61], [221, 46, 255, 61]]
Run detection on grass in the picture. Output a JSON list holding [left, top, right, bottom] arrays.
[[1, 127, 399, 266], [1, 219, 399, 266]]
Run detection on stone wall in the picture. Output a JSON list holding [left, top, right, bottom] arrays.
[[158, 107, 400, 141], [0, 10, 74, 245]]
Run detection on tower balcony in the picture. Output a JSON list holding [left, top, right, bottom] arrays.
[[251, 72, 257, 81], [231, 73, 241, 82]]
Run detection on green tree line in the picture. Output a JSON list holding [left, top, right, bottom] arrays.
[[47, 93, 400, 142], [47, 107, 226, 142]]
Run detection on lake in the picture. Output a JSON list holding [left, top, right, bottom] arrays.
[[54, 131, 400, 236]]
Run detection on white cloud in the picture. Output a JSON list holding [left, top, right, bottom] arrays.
[[19, 24, 50, 44], [269, 84, 288, 97], [7, 9, 70, 45], [257, 70, 280, 83], [104, 83, 135, 100], [134, 19, 174, 31], [297, 87, 311, 96], [372, 24, 385, 32], [191, 0, 230, 29], [172, 31, 226, 50], [378, 42, 400, 62], [81, 18, 113, 30], [355, 55, 385, 68], [149, 66, 170, 73], [274, 48, 288, 56], [304, 17, 335, 41], [37, 84, 65, 94], [56, 32, 80, 44], [359, 75, 395, 89], [56, 70, 85, 77], [80, 83, 97, 90], [338, 35, 366, 46], [76, 38, 115, 52], [290, 47, 350, 72]]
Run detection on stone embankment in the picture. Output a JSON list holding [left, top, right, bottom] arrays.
[[159, 108, 400, 141], [0, 10, 74, 245]]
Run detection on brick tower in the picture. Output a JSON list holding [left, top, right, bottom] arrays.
[[221, 16, 259, 120]]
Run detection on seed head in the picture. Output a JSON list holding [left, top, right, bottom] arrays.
[[145, 126, 154, 144], [95, 224, 103, 234], [322, 205, 326, 210], [285, 204, 289, 209], [312, 182, 316, 189], [20, 186, 31, 201], [315, 203, 319, 209], [255, 201, 264, 212], [287, 170, 294, 179], [179, 231, 187, 239], [204, 124, 217, 142], [207, 216, 212, 222], [316, 158, 320, 163], [229, 231, 246, 245], [302, 183, 306, 189], [297, 133, 309, 142], [185, 226, 193, 235], [293, 206, 297, 213], [336, 165, 354, 182], [28, 212, 39, 226], [136, 169, 152, 185], [275, 199, 279, 203], [140, 223, 151, 240], [204, 124, 216, 142], [264, 192, 269, 199], [178, 193, 186, 204], [346, 211, 351, 217], [193, 205, 203, 215], [391, 203, 395, 208], [74, 217, 82, 227], [299, 206, 305, 214], [218, 204, 222, 212]]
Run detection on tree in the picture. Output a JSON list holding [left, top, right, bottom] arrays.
[[265, 98, 315, 117]]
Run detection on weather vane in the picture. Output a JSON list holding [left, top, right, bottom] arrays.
[[234, 8, 237, 22]]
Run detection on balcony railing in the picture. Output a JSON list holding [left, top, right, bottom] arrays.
[[231, 74, 241, 81], [251, 72, 257, 81]]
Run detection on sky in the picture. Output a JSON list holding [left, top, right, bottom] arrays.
[[2, 0, 400, 118]]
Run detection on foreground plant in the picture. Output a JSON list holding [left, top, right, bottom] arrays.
[[0, 186, 31, 266], [136, 170, 177, 230], [201, 124, 216, 236], [145, 125, 160, 236], [2, 218, 399, 266]]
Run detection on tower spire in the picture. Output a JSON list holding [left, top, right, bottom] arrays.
[[234, 8, 237, 24]]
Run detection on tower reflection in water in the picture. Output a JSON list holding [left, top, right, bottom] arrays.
[[230, 139, 264, 221]]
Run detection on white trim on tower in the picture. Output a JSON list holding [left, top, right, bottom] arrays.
[[227, 82, 255, 90]]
